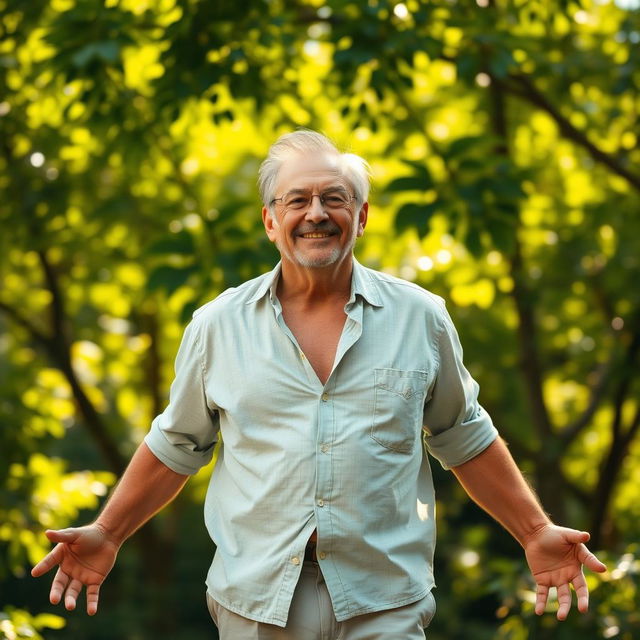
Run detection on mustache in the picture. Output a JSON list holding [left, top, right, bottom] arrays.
[[295, 223, 341, 235]]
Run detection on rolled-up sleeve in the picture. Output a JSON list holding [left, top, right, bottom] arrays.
[[144, 318, 219, 475], [423, 305, 498, 469]]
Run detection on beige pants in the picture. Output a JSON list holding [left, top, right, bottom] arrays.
[[206, 561, 436, 640]]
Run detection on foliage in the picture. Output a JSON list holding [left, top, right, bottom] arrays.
[[0, 608, 64, 640], [1, 0, 639, 637]]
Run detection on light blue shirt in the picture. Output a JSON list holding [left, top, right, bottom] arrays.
[[145, 259, 498, 626]]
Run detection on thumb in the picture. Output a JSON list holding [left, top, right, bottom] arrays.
[[45, 528, 81, 544], [562, 528, 590, 544]]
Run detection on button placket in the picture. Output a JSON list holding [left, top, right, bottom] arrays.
[[315, 382, 334, 565]]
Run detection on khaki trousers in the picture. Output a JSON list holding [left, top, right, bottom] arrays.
[[206, 561, 436, 640]]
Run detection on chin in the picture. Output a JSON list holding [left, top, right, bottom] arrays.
[[293, 248, 343, 268]]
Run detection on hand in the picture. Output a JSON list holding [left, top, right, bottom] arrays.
[[523, 524, 607, 620], [31, 524, 120, 615]]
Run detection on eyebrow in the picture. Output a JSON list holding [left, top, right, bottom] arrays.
[[285, 186, 350, 195]]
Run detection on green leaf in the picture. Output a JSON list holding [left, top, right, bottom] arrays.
[[487, 218, 516, 253], [180, 299, 200, 324], [386, 175, 433, 192], [145, 231, 195, 255], [492, 180, 525, 202], [489, 48, 515, 79], [446, 136, 486, 159], [464, 225, 484, 257], [394, 202, 439, 236], [71, 41, 121, 68], [401, 160, 432, 180], [33, 613, 66, 630], [146, 265, 198, 295]]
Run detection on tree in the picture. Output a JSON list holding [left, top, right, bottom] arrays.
[[1, 0, 638, 637]]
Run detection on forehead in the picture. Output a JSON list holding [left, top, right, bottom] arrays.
[[275, 152, 349, 193]]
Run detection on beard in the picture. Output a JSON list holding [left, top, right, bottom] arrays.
[[275, 218, 358, 269], [291, 244, 343, 268]]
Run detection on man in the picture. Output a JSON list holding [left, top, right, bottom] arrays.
[[32, 130, 606, 639]]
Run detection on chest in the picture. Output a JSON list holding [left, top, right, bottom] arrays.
[[281, 305, 347, 385]]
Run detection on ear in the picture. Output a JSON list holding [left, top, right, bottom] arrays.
[[262, 206, 278, 242], [356, 202, 368, 238]]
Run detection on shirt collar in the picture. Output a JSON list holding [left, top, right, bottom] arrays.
[[245, 258, 383, 308], [350, 258, 383, 308]]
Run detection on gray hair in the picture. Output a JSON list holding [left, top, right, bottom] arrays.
[[258, 130, 371, 211]]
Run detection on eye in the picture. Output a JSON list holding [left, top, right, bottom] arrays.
[[285, 196, 310, 208], [323, 194, 348, 207]]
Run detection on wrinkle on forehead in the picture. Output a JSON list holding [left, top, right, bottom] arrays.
[[275, 152, 348, 194]]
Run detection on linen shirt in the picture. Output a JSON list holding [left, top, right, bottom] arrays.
[[144, 259, 498, 627]]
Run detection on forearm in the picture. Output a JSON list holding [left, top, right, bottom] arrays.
[[94, 441, 189, 546], [451, 437, 550, 546]]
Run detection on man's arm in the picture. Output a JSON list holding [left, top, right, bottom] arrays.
[[451, 437, 606, 620], [31, 442, 188, 615]]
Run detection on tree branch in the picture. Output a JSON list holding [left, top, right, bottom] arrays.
[[560, 358, 612, 446], [589, 325, 640, 547], [37, 249, 66, 340], [499, 73, 640, 192], [3, 251, 129, 474], [0, 300, 51, 348], [508, 229, 555, 441], [621, 405, 640, 450]]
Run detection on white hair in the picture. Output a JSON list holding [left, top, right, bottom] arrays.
[[258, 130, 371, 211]]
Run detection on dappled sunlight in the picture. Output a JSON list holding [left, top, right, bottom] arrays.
[[1, 0, 638, 636]]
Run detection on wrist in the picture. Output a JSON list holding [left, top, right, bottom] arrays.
[[519, 519, 553, 549], [93, 518, 126, 548]]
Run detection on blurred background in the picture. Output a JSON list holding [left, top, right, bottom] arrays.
[[1, 0, 639, 638]]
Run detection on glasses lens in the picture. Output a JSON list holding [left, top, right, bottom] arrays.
[[282, 191, 351, 211], [283, 193, 311, 210], [322, 192, 350, 209]]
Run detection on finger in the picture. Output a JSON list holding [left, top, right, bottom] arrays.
[[572, 570, 589, 613], [45, 528, 81, 544], [31, 543, 65, 577], [86, 584, 100, 616], [556, 583, 572, 621], [535, 584, 549, 615], [50, 568, 69, 605], [65, 578, 83, 611], [578, 544, 607, 573]]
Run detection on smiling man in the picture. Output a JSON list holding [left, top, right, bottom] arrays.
[[32, 130, 606, 639]]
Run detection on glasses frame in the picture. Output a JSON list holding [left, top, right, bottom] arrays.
[[270, 189, 357, 213]]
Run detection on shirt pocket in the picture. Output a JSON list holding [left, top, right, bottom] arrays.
[[371, 368, 429, 454]]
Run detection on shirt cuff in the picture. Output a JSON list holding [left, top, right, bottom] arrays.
[[144, 424, 215, 476], [424, 409, 498, 470]]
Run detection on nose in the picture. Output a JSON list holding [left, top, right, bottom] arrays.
[[304, 194, 328, 223]]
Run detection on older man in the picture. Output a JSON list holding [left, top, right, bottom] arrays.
[[32, 131, 606, 639]]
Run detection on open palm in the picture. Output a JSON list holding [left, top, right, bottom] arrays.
[[31, 525, 120, 615], [524, 524, 606, 620]]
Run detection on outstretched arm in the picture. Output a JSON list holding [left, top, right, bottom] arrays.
[[31, 442, 188, 615], [451, 437, 606, 620]]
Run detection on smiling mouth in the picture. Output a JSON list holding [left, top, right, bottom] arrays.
[[300, 232, 333, 239]]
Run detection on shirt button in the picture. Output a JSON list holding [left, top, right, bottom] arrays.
[[321, 393, 329, 402], [318, 551, 326, 560], [300, 351, 306, 360], [320, 444, 329, 453], [317, 499, 324, 507], [291, 556, 300, 565]]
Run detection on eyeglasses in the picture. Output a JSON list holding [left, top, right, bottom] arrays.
[[270, 189, 356, 212]]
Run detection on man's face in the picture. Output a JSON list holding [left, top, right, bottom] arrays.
[[262, 152, 368, 271]]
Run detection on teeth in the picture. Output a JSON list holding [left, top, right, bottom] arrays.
[[302, 233, 330, 238]]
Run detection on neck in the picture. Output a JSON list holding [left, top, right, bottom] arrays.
[[277, 255, 354, 306]]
